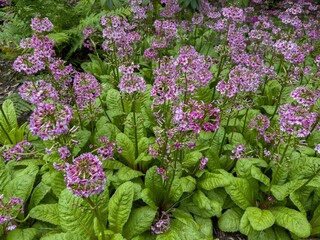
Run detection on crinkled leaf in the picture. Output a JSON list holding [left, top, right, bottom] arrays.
[[198, 169, 232, 190], [271, 179, 308, 201], [29, 204, 60, 225], [0, 163, 11, 192], [41, 232, 85, 240], [194, 216, 213, 239], [270, 206, 311, 238], [138, 137, 150, 155], [239, 211, 255, 236], [106, 89, 122, 111], [180, 176, 196, 193], [4, 164, 38, 201], [141, 188, 158, 210], [108, 181, 134, 234], [145, 166, 164, 205], [124, 112, 146, 149], [72, 129, 91, 155], [123, 206, 157, 239], [58, 189, 95, 238], [311, 204, 320, 236], [228, 132, 246, 145], [0, 99, 18, 132], [251, 166, 270, 186], [183, 151, 202, 169], [29, 182, 51, 211], [218, 207, 244, 233], [42, 170, 65, 198], [115, 166, 144, 182], [246, 207, 275, 231], [192, 190, 222, 217], [116, 133, 136, 165], [225, 178, 255, 210], [289, 192, 306, 215], [7, 228, 38, 240]]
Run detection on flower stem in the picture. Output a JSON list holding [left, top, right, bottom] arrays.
[[86, 197, 106, 240]]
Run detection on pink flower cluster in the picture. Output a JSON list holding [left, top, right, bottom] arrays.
[[19, 80, 59, 104], [64, 153, 106, 198], [29, 102, 73, 140], [0, 195, 24, 231], [151, 211, 171, 234], [290, 86, 319, 107], [30, 15, 54, 33], [2, 140, 32, 162], [118, 64, 146, 95], [249, 114, 270, 137], [97, 136, 116, 161], [159, 0, 181, 18], [73, 72, 101, 109], [278, 103, 318, 137]]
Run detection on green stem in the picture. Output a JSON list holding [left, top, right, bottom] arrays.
[[132, 100, 139, 161], [269, 135, 292, 191], [241, 108, 249, 134], [87, 197, 106, 240], [98, 96, 112, 122], [270, 84, 284, 121], [219, 113, 231, 157]]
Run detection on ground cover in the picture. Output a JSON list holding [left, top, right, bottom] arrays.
[[0, 0, 320, 239]]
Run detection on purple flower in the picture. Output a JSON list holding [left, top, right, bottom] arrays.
[[0, 195, 24, 232], [58, 146, 71, 161], [290, 87, 319, 107], [29, 102, 73, 140], [118, 64, 146, 95], [97, 136, 116, 160], [199, 157, 208, 170], [2, 140, 32, 162], [73, 72, 101, 109], [64, 153, 106, 198], [31, 15, 54, 33], [249, 114, 270, 137], [151, 211, 170, 234], [19, 80, 59, 104], [278, 103, 318, 137], [315, 144, 320, 154], [230, 144, 246, 160], [49, 59, 74, 84]]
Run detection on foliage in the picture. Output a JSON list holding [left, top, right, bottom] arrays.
[[1, 0, 320, 239]]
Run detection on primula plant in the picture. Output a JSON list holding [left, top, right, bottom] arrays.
[[1, 0, 320, 239]]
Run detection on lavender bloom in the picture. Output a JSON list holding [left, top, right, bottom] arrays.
[[0, 195, 24, 232], [31, 15, 54, 33], [230, 144, 246, 160], [29, 102, 73, 140], [49, 59, 74, 84], [151, 211, 171, 234], [199, 157, 208, 170], [73, 72, 101, 109], [249, 114, 270, 137], [290, 87, 319, 107], [18, 80, 59, 104], [315, 144, 320, 154], [64, 153, 106, 198], [118, 64, 146, 95], [2, 140, 32, 162], [97, 136, 116, 161], [160, 0, 181, 18], [278, 103, 318, 137], [58, 146, 71, 161]]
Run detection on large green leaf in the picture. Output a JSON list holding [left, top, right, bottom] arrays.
[[42, 170, 65, 198], [141, 188, 158, 210], [28, 182, 51, 211], [239, 210, 255, 236], [0, 99, 18, 144], [116, 133, 136, 166], [124, 112, 146, 149], [192, 190, 222, 217], [106, 89, 122, 111], [218, 208, 244, 232], [58, 189, 96, 238], [311, 204, 320, 236], [4, 164, 38, 201], [182, 151, 202, 169], [270, 206, 311, 238], [29, 204, 60, 225], [108, 181, 134, 234], [225, 178, 255, 210], [115, 166, 144, 182], [246, 207, 275, 231], [145, 166, 164, 205], [0, 163, 11, 192], [40, 232, 86, 240], [7, 228, 38, 240], [194, 216, 213, 239], [123, 206, 157, 239], [197, 169, 232, 190], [72, 129, 92, 155], [271, 179, 308, 201]]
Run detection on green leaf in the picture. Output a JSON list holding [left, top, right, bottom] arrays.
[[40, 232, 86, 240], [311, 204, 320, 236], [59, 189, 95, 238], [145, 166, 164, 205], [29, 182, 51, 211], [42, 170, 65, 198], [7, 228, 38, 240], [270, 206, 311, 238], [225, 178, 255, 210], [180, 176, 196, 193], [248, 228, 276, 240], [106, 89, 122, 111], [141, 188, 158, 210], [124, 112, 146, 148], [246, 207, 275, 231], [271, 179, 308, 201], [218, 208, 244, 232], [182, 151, 202, 169], [108, 181, 134, 234], [289, 192, 306, 215], [239, 210, 255, 236], [228, 132, 246, 145], [192, 190, 222, 217], [115, 166, 144, 182], [0, 99, 18, 132], [138, 137, 150, 155], [29, 204, 60, 225], [116, 133, 136, 165], [123, 206, 157, 239], [194, 216, 213, 239], [72, 129, 91, 155], [0, 163, 11, 192], [4, 164, 38, 201], [197, 169, 232, 190], [251, 166, 270, 186]]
